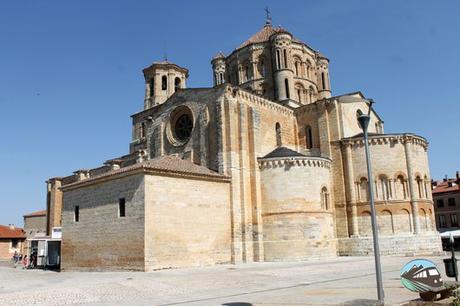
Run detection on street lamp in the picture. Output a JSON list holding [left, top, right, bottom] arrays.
[[357, 99, 385, 303]]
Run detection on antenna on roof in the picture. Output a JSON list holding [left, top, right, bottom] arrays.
[[163, 42, 168, 62], [264, 6, 272, 26]]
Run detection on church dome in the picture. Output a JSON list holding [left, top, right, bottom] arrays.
[[236, 24, 299, 50]]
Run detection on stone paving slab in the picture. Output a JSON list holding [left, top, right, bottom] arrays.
[[0, 255, 452, 305]]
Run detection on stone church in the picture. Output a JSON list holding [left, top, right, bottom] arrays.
[[46, 18, 441, 271]]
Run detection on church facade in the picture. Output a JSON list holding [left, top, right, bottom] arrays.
[[47, 20, 441, 271]]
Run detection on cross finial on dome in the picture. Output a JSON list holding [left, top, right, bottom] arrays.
[[264, 7, 272, 26]]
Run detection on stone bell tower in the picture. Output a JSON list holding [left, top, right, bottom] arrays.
[[211, 52, 226, 86], [270, 31, 295, 104], [142, 60, 189, 110]]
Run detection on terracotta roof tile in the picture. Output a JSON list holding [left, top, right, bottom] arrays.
[[142, 155, 225, 177], [260, 146, 305, 159], [433, 179, 460, 194], [0, 225, 26, 239], [237, 25, 301, 50], [23, 210, 47, 218], [62, 155, 229, 190]]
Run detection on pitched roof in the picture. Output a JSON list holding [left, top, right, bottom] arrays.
[[23, 210, 47, 218], [142, 155, 225, 177], [260, 146, 306, 159], [0, 225, 26, 239], [62, 155, 229, 190], [433, 179, 460, 194], [237, 24, 300, 50]]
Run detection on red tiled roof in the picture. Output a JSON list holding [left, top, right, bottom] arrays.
[[237, 24, 301, 50], [23, 210, 47, 218], [432, 179, 460, 194], [0, 225, 26, 239]]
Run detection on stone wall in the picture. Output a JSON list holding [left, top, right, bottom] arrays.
[[338, 233, 442, 256], [61, 174, 145, 271], [259, 157, 336, 261], [23, 215, 47, 237], [344, 134, 436, 237], [144, 174, 231, 271], [0, 239, 24, 260]]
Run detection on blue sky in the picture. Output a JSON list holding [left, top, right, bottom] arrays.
[[1, 1, 459, 227]]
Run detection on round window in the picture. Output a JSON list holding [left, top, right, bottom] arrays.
[[174, 113, 193, 141]]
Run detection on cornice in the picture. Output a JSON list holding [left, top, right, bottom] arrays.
[[258, 156, 331, 170], [340, 133, 429, 151]]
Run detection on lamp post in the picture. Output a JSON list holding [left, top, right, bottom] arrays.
[[357, 100, 385, 303]]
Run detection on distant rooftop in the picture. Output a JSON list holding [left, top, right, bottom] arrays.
[[433, 177, 460, 194], [0, 225, 25, 239], [237, 24, 300, 50], [23, 210, 47, 218], [260, 146, 306, 159]]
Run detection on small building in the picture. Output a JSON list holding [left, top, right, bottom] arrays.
[[26, 227, 61, 269], [23, 209, 49, 265], [433, 171, 460, 232], [0, 225, 26, 260], [23, 210, 47, 239]]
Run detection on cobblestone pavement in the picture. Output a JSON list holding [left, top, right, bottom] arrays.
[[0, 255, 449, 305]]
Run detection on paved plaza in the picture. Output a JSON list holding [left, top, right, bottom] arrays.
[[0, 255, 450, 305]]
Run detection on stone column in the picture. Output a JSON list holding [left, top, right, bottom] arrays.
[[168, 72, 174, 97], [388, 179, 394, 200], [343, 142, 359, 236], [404, 136, 420, 234], [248, 106, 264, 261], [223, 98, 244, 263], [252, 60, 258, 80]]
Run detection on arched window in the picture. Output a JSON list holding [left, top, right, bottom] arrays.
[[161, 75, 167, 90], [379, 175, 390, 200], [321, 187, 329, 210], [305, 125, 313, 149], [321, 72, 326, 90], [259, 59, 265, 77], [244, 65, 250, 82], [219, 73, 224, 84], [294, 61, 300, 76], [149, 79, 154, 97], [308, 86, 315, 103], [174, 77, 181, 92], [416, 176, 424, 198], [283, 49, 288, 68], [424, 175, 429, 199], [295, 83, 304, 103], [276, 50, 281, 70], [140, 122, 146, 138], [359, 178, 369, 202], [396, 175, 406, 199], [284, 78, 290, 99], [305, 60, 311, 78], [275, 122, 281, 146]]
